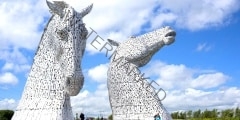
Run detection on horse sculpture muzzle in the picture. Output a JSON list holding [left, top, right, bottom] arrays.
[[66, 73, 84, 96]]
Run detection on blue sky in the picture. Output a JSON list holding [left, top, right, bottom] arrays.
[[0, 0, 240, 117]]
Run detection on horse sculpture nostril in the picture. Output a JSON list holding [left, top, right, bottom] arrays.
[[66, 77, 71, 85], [66, 76, 83, 96], [165, 31, 176, 37]]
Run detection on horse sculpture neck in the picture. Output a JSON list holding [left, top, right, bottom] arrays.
[[11, 1, 93, 120]]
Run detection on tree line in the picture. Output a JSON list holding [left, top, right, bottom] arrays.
[[0, 110, 14, 120], [1, 108, 240, 120], [171, 107, 240, 120]]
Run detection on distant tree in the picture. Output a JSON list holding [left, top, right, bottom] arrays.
[[193, 109, 201, 118], [211, 109, 218, 118], [221, 109, 234, 119], [168, 108, 240, 119], [235, 107, 240, 119], [0, 110, 14, 120], [179, 112, 187, 119], [171, 111, 179, 119], [202, 109, 212, 118], [108, 114, 113, 120], [187, 110, 192, 119]]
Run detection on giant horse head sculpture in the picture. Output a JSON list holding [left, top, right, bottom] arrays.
[[107, 26, 176, 119], [45, 1, 93, 96], [11, 1, 93, 120], [108, 26, 176, 67]]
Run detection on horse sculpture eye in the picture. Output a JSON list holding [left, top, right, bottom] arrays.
[[56, 28, 68, 41]]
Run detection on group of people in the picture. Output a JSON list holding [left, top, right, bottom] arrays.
[[78, 113, 104, 120], [79, 112, 160, 120]]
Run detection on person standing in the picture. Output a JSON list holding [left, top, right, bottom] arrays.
[[80, 113, 85, 120]]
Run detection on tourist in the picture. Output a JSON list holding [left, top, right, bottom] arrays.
[[80, 113, 85, 120]]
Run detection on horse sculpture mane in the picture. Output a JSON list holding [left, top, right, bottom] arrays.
[[11, 1, 92, 120], [107, 26, 176, 120]]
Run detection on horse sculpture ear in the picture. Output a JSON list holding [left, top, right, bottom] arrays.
[[46, 0, 67, 18], [80, 4, 93, 18], [107, 39, 120, 46]]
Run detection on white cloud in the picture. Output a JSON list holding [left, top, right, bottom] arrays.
[[0, 0, 239, 56], [0, 72, 18, 85], [191, 73, 229, 89], [196, 43, 212, 52], [0, 47, 29, 64], [71, 83, 111, 117], [163, 87, 240, 112], [0, 0, 49, 50], [143, 61, 229, 90], [0, 48, 31, 74], [0, 72, 18, 86], [65, 0, 160, 54], [0, 99, 18, 110], [87, 64, 108, 83], [2, 62, 30, 73], [80, 0, 157, 35], [0, 84, 111, 117], [150, 13, 177, 30], [141, 60, 238, 111], [79, 0, 240, 54], [143, 61, 192, 89], [2, 63, 14, 71], [157, 0, 240, 30], [1, 0, 238, 56]]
